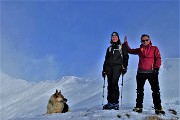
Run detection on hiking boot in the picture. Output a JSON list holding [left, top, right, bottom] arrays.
[[112, 103, 119, 110], [103, 103, 112, 110], [133, 107, 143, 113], [155, 108, 165, 115], [103, 103, 119, 110]]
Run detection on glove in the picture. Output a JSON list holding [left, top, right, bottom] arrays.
[[121, 69, 127, 75], [102, 71, 106, 79], [153, 68, 159, 77]]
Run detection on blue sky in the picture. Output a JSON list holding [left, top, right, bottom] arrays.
[[1, 0, 179, 81]]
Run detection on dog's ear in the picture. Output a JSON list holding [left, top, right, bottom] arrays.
[[55, 89, 58, 94], [59, 90, 61, 94]]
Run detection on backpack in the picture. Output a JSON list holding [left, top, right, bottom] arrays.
[[109, 44, 123, 59]]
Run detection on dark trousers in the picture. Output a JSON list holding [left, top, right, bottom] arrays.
[[136, 73, 162, 109], [105, 65, 122, 104]]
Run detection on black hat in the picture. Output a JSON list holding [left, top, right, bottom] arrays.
[[110, 31, 121, 45], [111, 32, 119, 38]]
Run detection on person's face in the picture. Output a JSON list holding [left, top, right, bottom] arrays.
[[112, 35, 119, 43], [141, 36, 150, 46]]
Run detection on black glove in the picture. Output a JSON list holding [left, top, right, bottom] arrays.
[[121, 69, 127, 75], [102, 71, 106, 79], [153, 68, 159, 77]]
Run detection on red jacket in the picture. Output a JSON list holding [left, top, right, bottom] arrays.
[[124, 41, 161, 71]]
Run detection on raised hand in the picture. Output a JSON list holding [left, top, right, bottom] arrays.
[[124, 36, 127, 43]]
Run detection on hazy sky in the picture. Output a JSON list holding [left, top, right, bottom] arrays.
[[1, 0, 179, 81]]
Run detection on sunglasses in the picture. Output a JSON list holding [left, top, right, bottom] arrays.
[[141, 39, 149, 42]]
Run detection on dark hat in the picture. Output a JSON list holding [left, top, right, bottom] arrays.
[[110, 31, 121, 45], [111, 32, 119, 38]]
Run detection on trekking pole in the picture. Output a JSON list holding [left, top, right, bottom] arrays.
[[120, 74, 124, 106], [102, 76, 106, 105]]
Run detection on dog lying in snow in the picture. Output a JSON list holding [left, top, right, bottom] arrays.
[[46, 89, 70, 114]]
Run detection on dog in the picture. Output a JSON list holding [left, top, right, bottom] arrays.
[[46, 89, 70, 114]]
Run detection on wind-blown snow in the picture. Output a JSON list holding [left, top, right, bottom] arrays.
[[0, 58, 179, 120]]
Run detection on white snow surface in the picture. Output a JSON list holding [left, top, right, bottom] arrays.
[[0, 58, 179, 120]]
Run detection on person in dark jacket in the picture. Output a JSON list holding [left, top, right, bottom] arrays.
[[102, 32, 129, 110], [124, 34, 165, 114]]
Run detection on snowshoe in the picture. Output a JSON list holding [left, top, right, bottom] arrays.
[[133, 107, 142, 113], [103, 103, 119, 110], [155, 108, 165, 115]]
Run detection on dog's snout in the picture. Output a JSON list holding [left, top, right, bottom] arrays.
[[63, 98, 67, 102]]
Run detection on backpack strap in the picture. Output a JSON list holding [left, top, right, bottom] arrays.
[[109, 44, 123, 59], [109, 46, 112, 53], [118, 44, 123, 59]]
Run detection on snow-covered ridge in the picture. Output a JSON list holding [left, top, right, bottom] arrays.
[[0, 72, 103, 120], [0, 58, 179, 120], [161, 58, 180, 71]]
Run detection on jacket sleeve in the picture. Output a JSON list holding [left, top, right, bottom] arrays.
[[122, 44, 129, 69], [103, 48, 109, 72], [154, 46, 161, 69], [124, 41, 140, 55]]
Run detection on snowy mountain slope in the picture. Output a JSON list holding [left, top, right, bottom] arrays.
[[0, 75, 103, 120], [160, 58, 179, 98], [0, 58, 179, 120]]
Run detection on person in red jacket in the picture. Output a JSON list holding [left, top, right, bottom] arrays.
[[124, 34, 165, 114]]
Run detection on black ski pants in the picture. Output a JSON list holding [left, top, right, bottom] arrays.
[[136, 73, 162, 109], [105, 65, 122, 104]]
